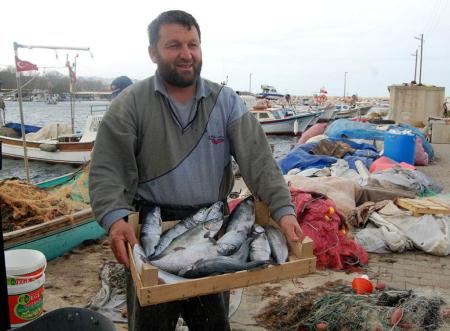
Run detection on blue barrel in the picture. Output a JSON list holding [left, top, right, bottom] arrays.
[[383, 133, 416, 165]]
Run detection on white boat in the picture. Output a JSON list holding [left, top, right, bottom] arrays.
[[256, 85, 284, 100], [332, 104, 359, 119], [250, 108, 318, 135], [0, 109, 104, 164]]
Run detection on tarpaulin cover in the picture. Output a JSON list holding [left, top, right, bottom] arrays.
[[279, 143, 338, 174], [325, 119, 435, 161], [279, 139, 379, 174], [290, 187, 368, 270]]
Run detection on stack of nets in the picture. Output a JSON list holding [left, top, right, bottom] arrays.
[[256, 281, 447, 331], [1, 178, 89, 232]]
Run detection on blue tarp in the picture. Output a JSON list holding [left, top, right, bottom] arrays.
[[279, 143, 337, 174], [279, 138, 379, 174], [324, 119, 435, 161], [5, 122, 41, 134]]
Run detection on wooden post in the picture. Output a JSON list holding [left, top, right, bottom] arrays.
[[14, 43, 31, 183]]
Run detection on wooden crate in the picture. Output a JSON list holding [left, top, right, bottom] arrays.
[[395, 198, 450, 216], [127, 201, 316, 306]]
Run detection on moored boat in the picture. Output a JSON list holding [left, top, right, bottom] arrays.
[[0, 107, 105, 164], [3, 168, 105, 261], [251, 108, 318, 135]]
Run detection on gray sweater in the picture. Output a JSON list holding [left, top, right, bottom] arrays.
[[89, 74, 294, 232]]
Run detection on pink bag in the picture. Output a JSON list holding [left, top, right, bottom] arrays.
[[298, 123, 328, 144]]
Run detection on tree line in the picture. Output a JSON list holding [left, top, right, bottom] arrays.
[[0, 67, 109, 94]]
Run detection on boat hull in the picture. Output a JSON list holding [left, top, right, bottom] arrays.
[[0, 136, 93, 164], [332, 108, 359, 119], [259, 113, 317, 135]]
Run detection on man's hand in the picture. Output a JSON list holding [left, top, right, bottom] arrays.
[[109, 219, 138, 268], [279, 214, 304, 242]]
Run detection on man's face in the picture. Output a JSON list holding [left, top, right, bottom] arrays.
[[149, 23, 202, 87]]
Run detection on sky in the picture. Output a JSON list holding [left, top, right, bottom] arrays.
[[1, 0, 449, 97]]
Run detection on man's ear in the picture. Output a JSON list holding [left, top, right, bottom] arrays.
[[148, 46, 158, 64]]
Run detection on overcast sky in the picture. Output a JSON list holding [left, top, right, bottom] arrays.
[[1, 0, 449, 97]]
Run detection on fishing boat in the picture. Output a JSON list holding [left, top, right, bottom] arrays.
[[332, 104, 359, 120], [251, 107, 319, 135], [0, 107, 105, 164], [256, 85, 284, 100], [3, 168, 105, 261]]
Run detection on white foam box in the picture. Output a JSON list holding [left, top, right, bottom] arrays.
[[127, 200, 316, 306]]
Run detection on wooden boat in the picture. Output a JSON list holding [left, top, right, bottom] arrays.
[[3, 171, 105, 261], [251, 108, 318, 135], [332, 104, 359, 119], [0, 111, 103, 164]]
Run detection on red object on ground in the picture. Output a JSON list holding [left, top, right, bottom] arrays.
[[352, 277, 374, 294], [414, 136, 429, 166], [297, 123, 328, 144], [290, 188, 368, 270], [369, 156, 416, 173]]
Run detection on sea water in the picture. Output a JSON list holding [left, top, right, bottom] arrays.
[[0, 101, 297, 183]]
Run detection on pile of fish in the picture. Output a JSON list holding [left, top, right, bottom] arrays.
[[133, 198, 290, 283]]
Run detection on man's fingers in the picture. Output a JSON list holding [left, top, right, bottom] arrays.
[[111, 237, 129, 267], [124, 228, 138, 248], [288, 226, 300, 242], [294, 224, 305, 242]]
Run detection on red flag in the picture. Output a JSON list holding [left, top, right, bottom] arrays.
[[66, 60, 76, 83], [15, 56, 38, 72]]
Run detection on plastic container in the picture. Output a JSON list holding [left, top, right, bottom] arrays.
[[383, 133, 416, 165], [6, 249, 47, 327]]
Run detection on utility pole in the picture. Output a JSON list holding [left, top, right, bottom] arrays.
[[249, 73, 252, 93], [343, 72, 348, 100], [411, 49, 418, 82], [414, 34, 424, 84]]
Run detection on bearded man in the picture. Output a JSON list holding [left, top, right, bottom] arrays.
[[89, 10, 303, 331]]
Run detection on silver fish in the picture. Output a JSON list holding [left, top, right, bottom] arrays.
[[250, 225, 271, 261], [132, 244, 186, 284], [165, 218, 223, 253], [150, 241, 219, 274], [266, 226, 289, 263], [152, 201, 223, 258], [216, 230, 246, 255], [178, 239, 266, 278], [178, 257, 268, 278], [140, 206, 162, 257], [226, 198, 255, 234]]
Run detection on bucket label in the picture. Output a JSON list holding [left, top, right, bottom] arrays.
[[9, 286, 44, 325], [7, 268, 43, 286]]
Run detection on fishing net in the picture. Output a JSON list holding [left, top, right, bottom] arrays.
[[0, 172, 89, 232], [256, 281, 449, 331], [51, 163, 91, 204]]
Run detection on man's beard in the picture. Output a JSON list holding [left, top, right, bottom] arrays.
[[158, 59, 202, 87]]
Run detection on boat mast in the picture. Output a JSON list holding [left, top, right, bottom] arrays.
[[12, 42, 90, 182]]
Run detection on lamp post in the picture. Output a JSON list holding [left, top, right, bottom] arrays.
[[249, 73, 252, 93], [414, 34, 424, 84], [411, 49, 418, 82], [343, 72, 348, 100]]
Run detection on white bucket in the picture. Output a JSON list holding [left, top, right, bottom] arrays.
[[5, 249, 47, 328]]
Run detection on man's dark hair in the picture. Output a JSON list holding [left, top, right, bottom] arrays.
[[148, 10, 201, 48]]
